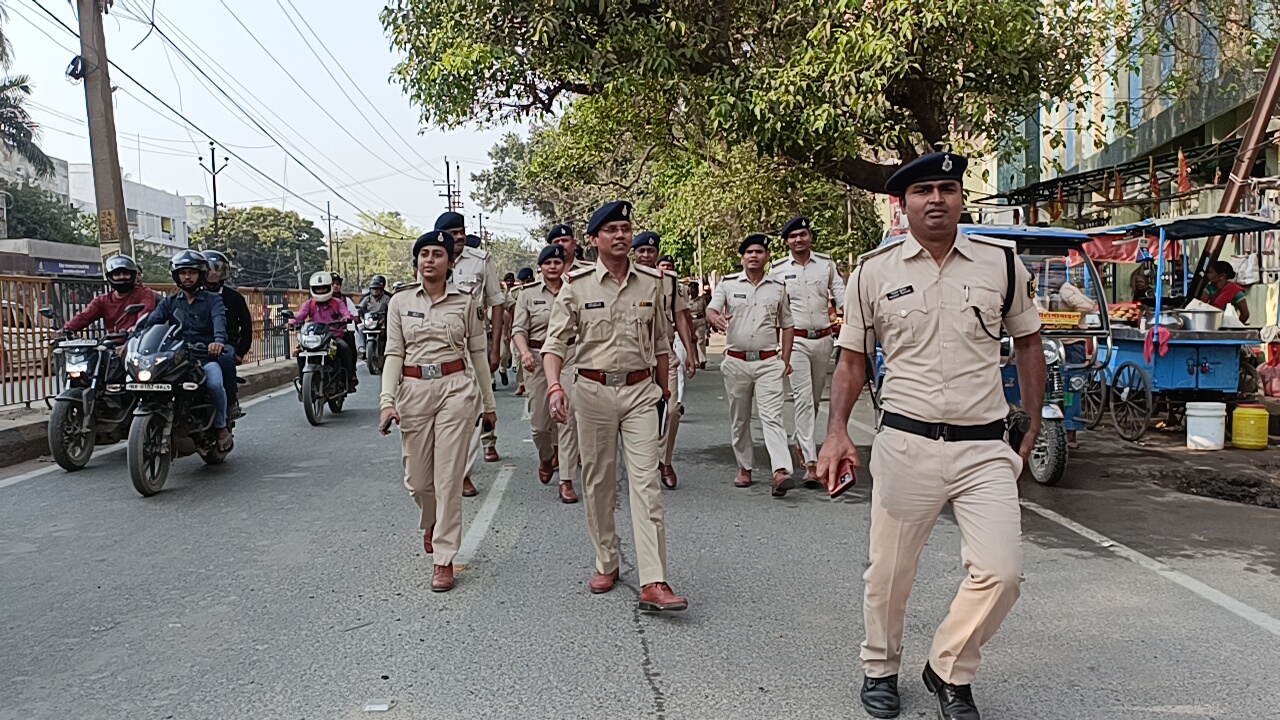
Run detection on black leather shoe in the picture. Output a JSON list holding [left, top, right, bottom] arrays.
[[922, 663, 980, 720], [860, 674, 900, 718]]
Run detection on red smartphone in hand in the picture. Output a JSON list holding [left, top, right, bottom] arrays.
[[828, 457, 858, 499]]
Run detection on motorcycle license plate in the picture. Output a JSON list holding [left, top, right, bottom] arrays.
[[126, 382, 172, 392]]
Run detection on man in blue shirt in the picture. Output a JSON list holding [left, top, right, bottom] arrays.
[[137, 250, 233, 449]]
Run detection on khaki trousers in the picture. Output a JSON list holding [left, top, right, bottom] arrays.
[[398, 372, 478, 567], [573, 376, 668, 585], [862, 427, 1024, 685], [721, 355, 792, 474], [526, 357, 579, 482], [788, 334, 833, 464], [693, 320, 708, 365], [660, 342, 683, 466]]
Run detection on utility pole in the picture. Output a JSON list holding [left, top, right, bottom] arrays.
[[474, 212, 485, 244], [437, 157, 456, 212], [326, 201, 335, 272], [454, 161, 463, 213], [78, 0, 131, 258], [294, 247, 302, 289], [200, 141, 228, 240]]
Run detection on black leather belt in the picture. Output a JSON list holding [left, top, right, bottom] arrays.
[[881, 411, 1005, 442]]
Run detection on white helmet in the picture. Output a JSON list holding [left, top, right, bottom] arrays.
[[309, 271, 335, 302]]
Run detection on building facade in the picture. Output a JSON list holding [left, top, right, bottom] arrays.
[[69, 165, 189, 256]]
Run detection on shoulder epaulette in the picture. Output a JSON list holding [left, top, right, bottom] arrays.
[[635, 264, 662, 278], [812, 251, 833, 260], [722, 272, 742, 280], [856, 241, 901, 266], [464, 246, 490, 260], [565, 267, 593, 283], [967, 233, 1017, 250]]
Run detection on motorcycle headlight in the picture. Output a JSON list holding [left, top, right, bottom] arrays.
[[1042, 338, 1064, 366], [363, 317, 378, 329], [300, 334, 323, 350], [137, 369, 153, 382], [64, 355, 90, 374]]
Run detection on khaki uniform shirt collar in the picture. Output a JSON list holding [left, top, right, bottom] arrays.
[[901, 230, 972, 262]]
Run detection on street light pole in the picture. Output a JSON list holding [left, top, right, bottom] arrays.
[[199, 141, 228, 242]]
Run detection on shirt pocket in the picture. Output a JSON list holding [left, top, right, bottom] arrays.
[[962, 287, 1004, 345], [581, 306, 613, 345], [879, 293, 929, 348], [529, 303, 552, 334], [628, 301, 658, 363], [427, 306, 469, 356]]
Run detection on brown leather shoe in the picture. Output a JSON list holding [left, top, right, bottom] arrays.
[[431, 564, 454, 592], [514, 385, 526, 397], [771, 470, 795, 497], [659, 463, 678, 490], [538, 459, 555, 484], [638, 582, 688, 612], [559, 480, 578, 504], [423, 527, 434, 554], [462, 476, 478, 497], [484, 447, 500, 463], [734, 469, 752, 488], [802, 462, 823, 489], [590, 568, 620, 594]]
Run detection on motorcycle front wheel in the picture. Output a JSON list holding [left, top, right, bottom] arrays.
[[128, 412, 172, 497], [49, 400, 96, 471], [366, 340, 381, 375], [302, 372, 325, 426], [1029, 419, 1068, 486]]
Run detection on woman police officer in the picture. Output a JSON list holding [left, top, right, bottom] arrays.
[[378, 231, 491, 593]]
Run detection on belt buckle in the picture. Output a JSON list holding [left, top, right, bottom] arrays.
[[421, 363, 443, 379], [745, 351, 761, 362], [604, 372, 625, 387], [935, 424, 951, 441]]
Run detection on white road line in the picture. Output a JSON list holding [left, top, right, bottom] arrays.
[[455, 465, 516, 568], [1020, 499, 1280, 637], [0, 389, 289, 492]]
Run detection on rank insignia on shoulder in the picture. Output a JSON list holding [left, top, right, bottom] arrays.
[[585, 301, 605, 309], [886, 286, 914, 300], [407, 311, 425, 318], [1028, 277, 1037, 298]]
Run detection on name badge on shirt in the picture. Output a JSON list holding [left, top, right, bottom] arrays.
[[533, 300, 547, 305], [784, 274, 797, 280], [585, 301, 605, 309], [406, 311, 425, 318], [638, 301, 653, 307], [886, 285, 914, 300], [733, 293, 747, 299]]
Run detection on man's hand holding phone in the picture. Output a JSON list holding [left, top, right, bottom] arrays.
[[816, 431, 860, 499]]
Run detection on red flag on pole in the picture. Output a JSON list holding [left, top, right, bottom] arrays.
[[1150, 156, 1161, 198], [1178, 150, 1192, 194], [1051, 183, 1065, 221]]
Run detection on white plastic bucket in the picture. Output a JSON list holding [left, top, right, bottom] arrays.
[[1186, 402, 1227, 451]]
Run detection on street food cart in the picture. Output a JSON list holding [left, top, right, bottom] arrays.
[[1084, 214, 1275, 441]]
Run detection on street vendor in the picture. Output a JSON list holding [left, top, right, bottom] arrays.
[[1130, 267, 1156, 302], [1201, 261, 1250, 324]]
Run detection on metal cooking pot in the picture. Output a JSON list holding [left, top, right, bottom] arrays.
[[1148, 310, 1184, 329], [1178, 309, 1223, 332]]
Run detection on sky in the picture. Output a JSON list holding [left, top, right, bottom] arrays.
[[6, 0, 536, 237]]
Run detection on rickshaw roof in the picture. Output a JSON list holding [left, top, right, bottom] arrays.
[[1091, 213, 1280, 241]]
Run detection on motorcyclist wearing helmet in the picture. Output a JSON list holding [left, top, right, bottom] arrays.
[[63, 255, 160, 336], [136, 250, 233, 450], [204, 250, 253, 419], [290, 271, 358, 389], [356, 275, 391, 359]]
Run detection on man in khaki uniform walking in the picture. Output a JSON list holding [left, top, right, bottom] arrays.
[[543, 200, 688, 613], [707, 233, 796, 497], [817, 153, 1045, 720], [688, 282, 710, 368], [769, 216, 846, 486]]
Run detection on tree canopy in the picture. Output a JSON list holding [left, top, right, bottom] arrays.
[[1, 180, 94, 245], [190, 206, 326, 289]]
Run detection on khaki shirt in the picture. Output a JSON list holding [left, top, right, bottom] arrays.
[[769, 252, 846, 331], [688, 294, 709, 322], [708, 273, 793, 352], [544, 260, 669, 371], [836, 231, 1041, 425], [512, 281, 559, 344], [452, 246, 505, 308], [385, 282, 486, 367]]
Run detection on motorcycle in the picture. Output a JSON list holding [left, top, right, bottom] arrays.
[[361, 311, 386, 375], [1002, 336, 1078, 486], [124, 320, 236, 497], [39, 307, 138, 471], [282, 311, 352, 426]]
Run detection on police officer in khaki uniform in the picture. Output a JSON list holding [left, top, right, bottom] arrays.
[[511, 267, 535, 395], [818, 154, 1045, 720], [688, 281, 710, 368], [436, 212, 503, 495], [631, 231, 696, 489], [512, 245, 579, 504], [542, 200, 688, 613], [769, 217, 847, 486], [378, 230, 490, 593], [707, 234, 796, 497], [498, 271, 518, 387]]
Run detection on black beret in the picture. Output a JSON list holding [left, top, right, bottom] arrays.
[[780, 216, 811, 239], [546, 224, 574, 243], [466, 234, 482, 248], [587, 200, 632, 235], [538, 244, 566, 265], [575, 247, 584, 259], [434, 211, 465, 231], [412, 230, 455, 262], [658, 255, 675, 265], [738, 233, 770, 254], [503, 272, 516, 282], [633, 231, 660, 249], [884, 152, 968, 195], [517, 267, 535, 281]]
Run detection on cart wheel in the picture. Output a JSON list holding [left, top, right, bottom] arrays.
[[1110, 362, 1153, 442], [1082, 367, 1108, 430], [1239, 361, 1263, 400]]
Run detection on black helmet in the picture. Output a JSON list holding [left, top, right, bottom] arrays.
[[170, 249, 210, 289], [202, 250, 231, 287], [369, 275, 387, 290], [331, 272, 344, 284], [104, 254, 139, 293]]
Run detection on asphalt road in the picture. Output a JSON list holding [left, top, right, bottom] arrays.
[[2, 358, 1278, 719]]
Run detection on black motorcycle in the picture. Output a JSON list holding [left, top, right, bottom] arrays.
[[283, 312, 352, 426], [40, 308, 138, 471], [124, 321, 236, 497], [361, 311, 386, 375]]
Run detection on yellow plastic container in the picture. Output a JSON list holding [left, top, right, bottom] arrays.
[[1231, 405, 1270, 450]]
